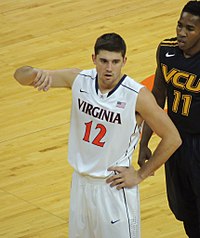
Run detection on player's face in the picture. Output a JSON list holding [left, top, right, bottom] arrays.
[[176, 12, 200, 56], [92, 50, 127, 91]]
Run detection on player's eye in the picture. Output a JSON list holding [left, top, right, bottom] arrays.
[[177, 22, 182, 29], [100, 58, 107, 63], [113, 60, 120, 64], [186, 26, 195, 31]]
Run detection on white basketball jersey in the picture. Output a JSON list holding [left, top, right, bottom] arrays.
[[68, 69, 144, 177]]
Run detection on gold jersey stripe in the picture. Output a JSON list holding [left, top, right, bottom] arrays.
[[160, 39, 178, 47]]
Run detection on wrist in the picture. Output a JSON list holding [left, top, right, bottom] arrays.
[[136, 169, 146, 183]]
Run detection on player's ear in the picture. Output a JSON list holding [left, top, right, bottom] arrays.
[[92, 54, 96, 65], [122, 56, 127, 67]]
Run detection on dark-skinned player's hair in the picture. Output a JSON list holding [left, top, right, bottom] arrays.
[[94, 33, 126, 58], [182, 1, 200, 18]]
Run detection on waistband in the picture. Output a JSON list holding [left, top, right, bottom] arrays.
[[73, 171, 112, 185]]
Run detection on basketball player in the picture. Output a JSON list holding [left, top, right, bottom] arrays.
[[14, 33, 181, 238], [138, 1, 200, 237]]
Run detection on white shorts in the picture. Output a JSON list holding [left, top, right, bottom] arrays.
[[69, 171, 140, 238]]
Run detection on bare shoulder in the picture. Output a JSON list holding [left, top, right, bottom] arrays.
[[136, 86, 161, 121], [136, 87, 156, 110], [136, 86, 178, 138]]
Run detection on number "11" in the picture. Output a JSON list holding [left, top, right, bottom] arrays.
[[172, 90, 192, 116]]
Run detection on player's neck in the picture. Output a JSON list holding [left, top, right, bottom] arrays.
[[183, 45, 200, 58], [97, 74, 123, 94]]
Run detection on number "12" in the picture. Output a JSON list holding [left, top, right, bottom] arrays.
[[83, 121, 106, 147]]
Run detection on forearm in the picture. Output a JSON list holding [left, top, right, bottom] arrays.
[[106, 117, 182, 189], [14, 66, 37, 86], [106, 134, 181, 189], [138, 132, 181, 180], [14, 66, 81, 89]]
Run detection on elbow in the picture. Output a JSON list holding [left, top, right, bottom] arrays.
[[13, 66, 35, 86], [172, 132, 182, 152], [178, 135, 182, 147], [13, 69, 21, 83], [13, 67, 25, 85], [177, 136, 182, 148]]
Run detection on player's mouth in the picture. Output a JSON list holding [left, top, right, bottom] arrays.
[[177, 38, 186, 48], [104, 73, 113, 79]]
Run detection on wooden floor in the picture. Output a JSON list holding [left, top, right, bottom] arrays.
[[0, 0, 188, 237]]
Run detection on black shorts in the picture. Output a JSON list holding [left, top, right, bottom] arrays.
[[165, 132, 200, 222]]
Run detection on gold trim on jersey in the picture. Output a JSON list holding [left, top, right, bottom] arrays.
[[160, 38, 178, 47]]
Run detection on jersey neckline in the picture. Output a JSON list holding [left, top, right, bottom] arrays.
[[95, 74, 127, 98]]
